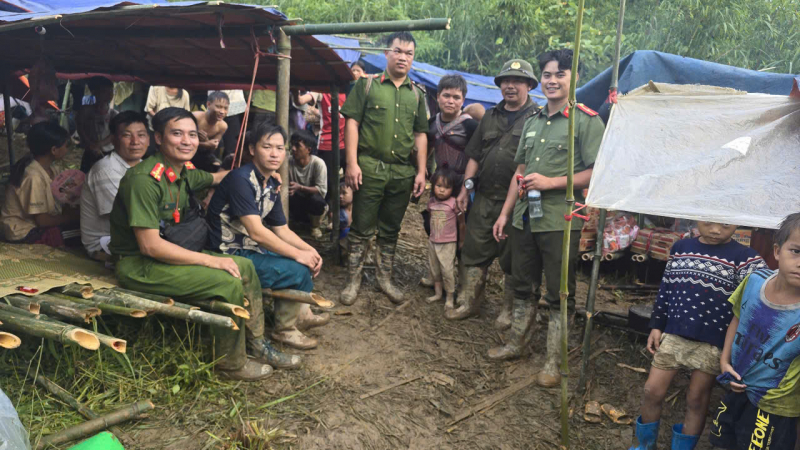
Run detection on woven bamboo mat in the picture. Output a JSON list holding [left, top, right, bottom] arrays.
[[0, 243, 117, 298]]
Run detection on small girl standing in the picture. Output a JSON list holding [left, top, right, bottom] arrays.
[[426, 167, 465, 310]]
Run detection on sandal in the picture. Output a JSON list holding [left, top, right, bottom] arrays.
[[584, 401, 602, 423], [601, 403, 633, 425]]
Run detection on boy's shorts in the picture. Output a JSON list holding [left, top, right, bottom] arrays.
[[651, 333, 721, 375], [709, 391, 797, 450]]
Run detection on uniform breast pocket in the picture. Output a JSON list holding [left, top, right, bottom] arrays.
[[482, 130, 501, 148], [364, 99, 387, 125], [542, 131, 571, 173]]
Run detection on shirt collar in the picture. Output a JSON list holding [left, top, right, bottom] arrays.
[[110, 150, 137, 169], [541, 103, 570, 118], [154, 152, 190, 181], [379, 71, 412, 88], [493, 97, 535, 116], [245, 162, 281, 189]]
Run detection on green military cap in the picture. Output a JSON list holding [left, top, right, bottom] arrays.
[[494, 59, 539, 89]]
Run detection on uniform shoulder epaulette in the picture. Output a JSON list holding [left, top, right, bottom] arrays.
[[576, 103, 598, 116], [184, 161, 196, 170], [150, 163, 165, 181]]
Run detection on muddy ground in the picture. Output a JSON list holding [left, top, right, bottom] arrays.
[[0, 134, 723, 449]]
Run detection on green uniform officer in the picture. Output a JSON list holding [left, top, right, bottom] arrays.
[[109, 107, 298, 381], [447, 59, 539, 328], [339, 31, 428, 306], [491, 50, 606, 383]]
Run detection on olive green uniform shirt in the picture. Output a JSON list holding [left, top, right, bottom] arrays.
[[512, 104, 606, 232], [464, 99, 539, 201], [109, 153, 213, 257], [340, 72, 428, 179]]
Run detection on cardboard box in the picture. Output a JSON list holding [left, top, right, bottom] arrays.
[[732, 229, 752, 247], [579, 238, 596, 252]]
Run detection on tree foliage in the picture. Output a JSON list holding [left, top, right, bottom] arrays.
[[244, 0, 800, 81]]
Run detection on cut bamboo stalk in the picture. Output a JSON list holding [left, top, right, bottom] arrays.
[[35, 399, 154, 449], [68, 289, 238, 331], [0, 309, 99, 350], [34, 374, 131, 443], [5, 295, 41, 314], [47, 292, 148, 318], [61, 283, 94, 298], [0, 331, 21, 349], [581, 253, 594, 261], [188, 299, 250, 319], [603, 252, 624, 261], [263, 289, 335, 309], [0, 305, 121, 352], [171, 301, 200, 311], [111, 287, 174, 306], [21, 293, 100, 323]]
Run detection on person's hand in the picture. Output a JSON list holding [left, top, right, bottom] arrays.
[[288, 182, 301, 196], [413, 172, 426, 198], [198, 130, 209, 142], [456, 189, 469, 213], [492, 215, 508, 242], [209, 138, 220, 148], [205, 255, 241, 279], [647, 329, 662, 354], [523, 172, 555, 191], [272, 173, 282, 193], [295, 249, 322, 275], [309, 248, 323, 277], [345, 163, 362, 191], [721, 362, 747, 393]]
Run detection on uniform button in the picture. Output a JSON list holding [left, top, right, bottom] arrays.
[[395, 119, 399, 122], [540, 139, 545, 143], [547, 121, 551, 125], [394, 135, 397, 138], [396, 104, 399, 107], [558, 145, 562, 149], [375, 105, 379, 109], [536, 157, 540, 161]]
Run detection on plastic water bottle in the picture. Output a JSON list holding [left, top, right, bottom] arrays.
[[527, 189, 543, 219]]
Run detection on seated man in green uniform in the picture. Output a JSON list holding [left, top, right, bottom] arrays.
[[339, 31, 428, 306], [109, 107, 299, 381], [492, 49, 605, 385]]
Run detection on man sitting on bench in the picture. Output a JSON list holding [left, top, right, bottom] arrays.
[[109, 107, 299, 381]]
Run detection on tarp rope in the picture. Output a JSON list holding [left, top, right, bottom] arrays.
[[230, 27, 291, 170]]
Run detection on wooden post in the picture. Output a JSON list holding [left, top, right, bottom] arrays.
[[276, 29, 291, 220], [3, 74, 14, 165], [330, 84, 341, 264], [578, 209, 607, 393]]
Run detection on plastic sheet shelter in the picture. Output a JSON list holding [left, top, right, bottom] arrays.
[[586, 82, 800, 229], [0, 1, 354, 91]]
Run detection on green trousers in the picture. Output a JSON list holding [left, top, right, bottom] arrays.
[[460, 192, 512, 273], [115, 251, 264, 371], [350, 167, 414, 245], [510, 221, 580, 308]]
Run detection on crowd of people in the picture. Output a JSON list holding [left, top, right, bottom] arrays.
[[1, 29, 799, 450]]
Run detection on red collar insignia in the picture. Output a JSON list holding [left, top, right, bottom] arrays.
[[165, 167, 177, 183], [149, 163, 165, 181], [184, 161, 196, 170]]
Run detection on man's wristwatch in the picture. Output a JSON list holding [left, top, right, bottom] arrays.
[[464, 177, 476, 191]]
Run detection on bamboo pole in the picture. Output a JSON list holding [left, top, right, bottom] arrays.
[[61, 283, 94, 298], [31, 293, 101, 323], [5, 295, 41, 314], [59, 80, 71, 130], [559, 0, 587, 446], [48, 292, 147, 318], [276, 29, 291, 220], [185, 299, 250, 320], [36, 400, 154, 449], [330, 83, 341, 264], [34, 374, 131, 443], [0, 331, 21, 349], [281, 18, 451, 36], [578, 210, 607, 394], [111, 287, 174, 306], [62, 289, 238, 331], [0, 308, 99, 350], [263, 289, 335, 309], [0, 302, 124, 352]]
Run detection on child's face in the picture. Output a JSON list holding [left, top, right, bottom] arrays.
[[51, 142, 69, 160], [774, 229, 800, 289], [697, 221, 737, 245], [433, 178, 453, 201], [207, 99, 229, 121], [340, 185, 353, 206]]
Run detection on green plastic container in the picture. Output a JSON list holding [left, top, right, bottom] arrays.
[[67, 432, 125, 450]]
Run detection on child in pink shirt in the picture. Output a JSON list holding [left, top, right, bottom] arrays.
[[426, 167, 465, 310]]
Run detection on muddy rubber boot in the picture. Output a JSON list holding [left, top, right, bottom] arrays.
[[494, 276, 514, 331], [670, 424, 699, 450], [246, 338, 302, 370], [628, 416, 660, 450], [376, 242, 405, 304], [310, 214, 324, 240], [536, 310, 562, 388], [297, 310, 330, 330], [217, 359, 273, 381], [487, 298, 537, 360], [271, 328, 318, 350], [445, 266, 487, 320], [340, 237, 366, 306]]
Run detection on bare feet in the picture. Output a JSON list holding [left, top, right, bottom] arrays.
[[444, 292, 455, 310], [427, 282, 443, 303]]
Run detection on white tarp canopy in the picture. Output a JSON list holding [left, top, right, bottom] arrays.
[[585, 82, 800, 229]]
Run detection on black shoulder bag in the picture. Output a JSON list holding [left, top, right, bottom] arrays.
[[159, 182, 209, 252]]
